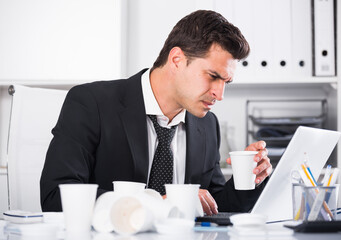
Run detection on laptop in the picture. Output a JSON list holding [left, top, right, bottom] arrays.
[[196, 126, 341, 225]]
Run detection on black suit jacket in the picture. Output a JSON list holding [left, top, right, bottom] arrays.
[[40, 69, 264, 212]]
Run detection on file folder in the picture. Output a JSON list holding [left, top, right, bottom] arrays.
[[312, 0, 336, 76], [291, 0, 312, 77], [232, 0, 256, 81], [272, 0, 292, 78], [253, 0, 273, 78]]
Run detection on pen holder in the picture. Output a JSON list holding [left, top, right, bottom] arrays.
[[304, 185, 338, 221], [292, 183, 339, 221], [292, 183, 305, 221]]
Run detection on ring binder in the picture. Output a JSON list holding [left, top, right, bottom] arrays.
[[312, 0, 336, 76]]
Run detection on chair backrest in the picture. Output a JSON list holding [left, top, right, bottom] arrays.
[[7, 85, 67, 212]]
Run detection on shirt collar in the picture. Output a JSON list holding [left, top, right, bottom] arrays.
[[141, 69, 186, 128]]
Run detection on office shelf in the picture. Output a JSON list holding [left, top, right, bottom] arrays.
[[249, 131, 293, 147], [233, 76, 338, 85], [249, 115, 324, 126], [246, 99, 327, 167]]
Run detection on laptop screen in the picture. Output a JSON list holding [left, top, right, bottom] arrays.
[[251, 126, 341, 222]]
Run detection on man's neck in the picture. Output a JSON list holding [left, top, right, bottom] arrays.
[[149, 68, 183, 122]]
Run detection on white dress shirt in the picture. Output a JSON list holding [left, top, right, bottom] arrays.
[[141, 69, 187, 185]]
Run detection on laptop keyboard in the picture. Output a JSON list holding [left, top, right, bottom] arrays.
[[195, 212, 238, 226]]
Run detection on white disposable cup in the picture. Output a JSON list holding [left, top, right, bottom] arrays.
[[59, 184, 98, 235], [230, 151, 258, 190], [92, 192, 119, 233], [165, 184, 200, 221], [110, 192, 176, 235], [112, 181, 146, 195], [93, 189, 164, 234]]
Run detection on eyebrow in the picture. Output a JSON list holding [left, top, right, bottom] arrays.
[[208, 70, 232, 82]]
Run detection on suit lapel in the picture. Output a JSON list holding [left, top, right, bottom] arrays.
[[119, 70, 149, 182], [118, 70, 207, 184], [185, 113, 206, 183]]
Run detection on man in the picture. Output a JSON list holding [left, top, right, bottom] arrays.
[[40, 10, 272, 215]]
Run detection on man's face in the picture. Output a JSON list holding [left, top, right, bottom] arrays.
[[174, 44, 237, 118]]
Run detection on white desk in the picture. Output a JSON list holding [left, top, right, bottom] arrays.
[[1, 221, 340, 240], [1, 231, 341, 240]]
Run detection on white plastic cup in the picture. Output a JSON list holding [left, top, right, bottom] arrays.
[[93, 188, 164, 234], [110, 192, 176, 235], [59, 184, 98, 235], [112, 181, 146, 195], [230, 151, 258, 190], [110, 195, 153, 235], [165, 184, 200, 221], [92, 192, 120, 233]]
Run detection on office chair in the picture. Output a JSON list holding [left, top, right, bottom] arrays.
[[7, 85, 67, 212]]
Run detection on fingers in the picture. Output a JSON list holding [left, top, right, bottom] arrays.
[[230, 140, 271, 185], [228, 141, 267, 165], [198, 189, 218, 215], [227, 146, 267, 164], [245, 141, 266, 151], [254, 148, 268, 163], [253, 156, 273, 184]]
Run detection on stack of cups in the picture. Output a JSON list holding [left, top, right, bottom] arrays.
[[92, 181, 179, 235], [92, 181, 203, 235]]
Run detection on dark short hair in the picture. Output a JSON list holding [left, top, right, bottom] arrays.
[[151, 10, 250, 71]]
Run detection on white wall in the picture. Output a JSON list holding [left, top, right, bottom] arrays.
[[0, 0, 123, 83]]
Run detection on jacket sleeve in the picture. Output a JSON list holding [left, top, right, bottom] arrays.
[[207, 113, 266, 212], [40, 85, 106, 212]]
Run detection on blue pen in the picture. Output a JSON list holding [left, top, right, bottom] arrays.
[[306, 165, 317, 185], [201, 222, 211, 227]]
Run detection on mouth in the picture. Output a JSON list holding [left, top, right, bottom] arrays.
[[202, 100, 215, 110]]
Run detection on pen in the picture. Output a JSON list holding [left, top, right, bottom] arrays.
[[327, 173, 333, 187], [322, 165, 332, 186], [301, 164, 316, 187], [328, 168, 339, 186], [303, 153, 317, 185], [324, 169, 338, 206]]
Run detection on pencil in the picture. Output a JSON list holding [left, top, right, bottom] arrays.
[[301, 164, 316, 186]]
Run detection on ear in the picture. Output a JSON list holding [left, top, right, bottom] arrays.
[[168, 47, 185, 68]]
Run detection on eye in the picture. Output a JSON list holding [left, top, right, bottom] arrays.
[[209, 74, 218, 80], [225, 79, 233, 85]]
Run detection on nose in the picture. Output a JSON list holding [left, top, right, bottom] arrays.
[[211, 80, 225, 101]]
